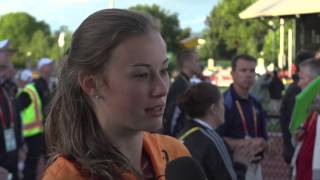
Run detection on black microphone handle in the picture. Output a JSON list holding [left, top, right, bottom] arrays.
[[165, 156, 207, 180]]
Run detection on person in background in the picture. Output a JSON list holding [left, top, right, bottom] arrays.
[[0, 39, 17, 98], [279, 51, 315, 164], [42, 9, 190, 180], [190, 64, 209, 84], [16, 69, 45, 180], [217, 54, 268, 180], [0, 39, 23, 180], [16, 70, 32, 90], [268, 70, 284, 115], [250, 73, 272, 109], [33, 57, 54, 117], [178, 82, 256, 180], [293, 59, 320, 180], [163, 49, 201, 136]]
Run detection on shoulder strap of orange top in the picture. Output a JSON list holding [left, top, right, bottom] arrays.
[[143, 132, 191, 180]]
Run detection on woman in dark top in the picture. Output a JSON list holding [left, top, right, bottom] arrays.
[[178, 82, 254, 180]]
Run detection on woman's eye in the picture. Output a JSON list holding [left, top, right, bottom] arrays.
[[160, 68, 169, 75], [134, 73, 149, 79]]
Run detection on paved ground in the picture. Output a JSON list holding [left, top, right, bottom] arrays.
[[261, 133, 291, 180]]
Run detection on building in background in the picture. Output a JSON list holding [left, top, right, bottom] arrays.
[[239, 0, 320, 76]]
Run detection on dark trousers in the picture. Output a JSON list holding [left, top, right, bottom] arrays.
[[23, 133, 45, 180], [0, 150, 19, 180], [279, 117, 294, 164]]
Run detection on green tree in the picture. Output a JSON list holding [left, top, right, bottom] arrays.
[[262, 19, 293, 66], [29, 30, 50, 64], [0, 12, 50, 66], [201, 0, 269, 61], [0, 12, 73, 67], [129, 4, 190, 54], [0, 12, 52, 67]]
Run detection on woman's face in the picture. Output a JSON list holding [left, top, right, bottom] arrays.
[[95, 31, 169, 134], [298, 67, 313, 89]]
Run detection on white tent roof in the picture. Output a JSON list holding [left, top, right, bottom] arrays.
[[239, 0, 320, 19]]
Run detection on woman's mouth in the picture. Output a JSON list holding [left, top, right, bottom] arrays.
[[145, 104, 165, 117]]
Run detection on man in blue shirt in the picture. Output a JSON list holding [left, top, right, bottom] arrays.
[[218, 54, 268, 180]]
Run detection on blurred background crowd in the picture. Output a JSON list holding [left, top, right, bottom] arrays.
[[0, 0, 320, 179]]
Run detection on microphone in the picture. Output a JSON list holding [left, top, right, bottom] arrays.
[[165, 156, 207, 180]]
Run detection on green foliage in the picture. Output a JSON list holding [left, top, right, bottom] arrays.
[[201, 0, 269, 61], [129, 4, 191, 54], [0, 12, 72, 68], [0, 7, 188, 70], [0, 12, 50, 67], [29, 30, 50, 63], [262, 19, 293, 65]]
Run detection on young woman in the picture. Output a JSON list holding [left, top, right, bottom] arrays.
[[42, 9, 190, 180], [178, 82, 255, 180]]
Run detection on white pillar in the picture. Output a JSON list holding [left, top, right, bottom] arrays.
[[278, 18, 285, 69], [288, 29, 293, 77], [108, 0, 115, 8]]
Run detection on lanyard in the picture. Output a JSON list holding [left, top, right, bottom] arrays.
[[235, 100, 257, 137], [0, 88, 14, 129]]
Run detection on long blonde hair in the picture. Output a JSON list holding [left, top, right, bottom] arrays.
[[45, 9, 160, 179]]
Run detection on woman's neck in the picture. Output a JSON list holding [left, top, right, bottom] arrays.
[[107, 130, 144, 172]]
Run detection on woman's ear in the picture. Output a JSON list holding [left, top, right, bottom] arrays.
[[210, 104, 216, 114], [78, 71, 98, 97]]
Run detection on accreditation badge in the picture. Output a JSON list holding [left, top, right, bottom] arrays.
[[4, 128, 17, 152]]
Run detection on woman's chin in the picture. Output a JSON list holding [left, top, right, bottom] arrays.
[[144, 118, 163, 132]]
